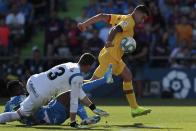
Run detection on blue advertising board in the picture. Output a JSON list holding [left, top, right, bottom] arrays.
[[145, 68, 196, 99], [91, 68, 196, 99]]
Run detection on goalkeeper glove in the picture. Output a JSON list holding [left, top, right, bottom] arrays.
[[93, 108, 109, 117], [70, 121, 79, 128], [81, 115, 101, 125]]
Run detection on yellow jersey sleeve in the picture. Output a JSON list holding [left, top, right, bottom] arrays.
[[117, 17, 135, 32], [109, 14, 122, 26]]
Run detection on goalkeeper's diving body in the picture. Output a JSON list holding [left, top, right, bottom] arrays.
[[4, 89, 100, 125], [0, 53, 113, 127], [78, 5, 151, 117], [3, 65, 113, 126]]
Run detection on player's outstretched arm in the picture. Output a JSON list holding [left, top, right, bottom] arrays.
[[78, 13, 110, 32]]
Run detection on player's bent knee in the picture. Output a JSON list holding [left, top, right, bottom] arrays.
[[123, 77, 132, 82], [125, 70, 133, 81], [120, 67, 133, 82]]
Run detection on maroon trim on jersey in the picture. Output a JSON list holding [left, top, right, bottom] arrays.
[[108, 15, 111, 23], [123, 89, 134, 94]]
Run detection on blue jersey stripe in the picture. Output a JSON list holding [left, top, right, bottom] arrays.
[[69, 73, 83, 85]]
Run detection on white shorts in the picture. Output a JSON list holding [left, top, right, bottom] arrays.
[[19, 79, 49, 117]]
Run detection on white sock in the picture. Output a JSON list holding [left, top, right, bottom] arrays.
[[0, 112, 20, 123]]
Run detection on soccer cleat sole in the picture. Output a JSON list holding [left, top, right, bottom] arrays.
[[106, 78, 114, 84], [106, 64, 113, 84]]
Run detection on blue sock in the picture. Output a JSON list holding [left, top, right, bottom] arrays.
[[82, 78, 106, 93]]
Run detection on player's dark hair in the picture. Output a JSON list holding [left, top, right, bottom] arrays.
[[135, 5, 149, 16], [78, 53, 95, 66], [7, 80, 24, 96]]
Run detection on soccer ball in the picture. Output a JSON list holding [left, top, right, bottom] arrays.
[[121, 37, 136, 53]]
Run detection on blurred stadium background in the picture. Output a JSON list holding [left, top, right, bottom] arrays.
[[0, 0, 196, 102], [0, 0, 196, 130]]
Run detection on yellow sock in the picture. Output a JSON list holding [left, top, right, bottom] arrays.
[[123, 81, 138, 108]]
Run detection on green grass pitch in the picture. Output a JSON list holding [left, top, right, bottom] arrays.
[[0, 98, 196, 131]]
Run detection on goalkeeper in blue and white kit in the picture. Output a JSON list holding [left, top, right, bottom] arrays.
[[3, 64, 113, 125]]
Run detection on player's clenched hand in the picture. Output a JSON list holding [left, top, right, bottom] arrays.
[[77, 22, 87, 32]]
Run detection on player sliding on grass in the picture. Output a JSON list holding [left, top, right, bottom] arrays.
[[78, 5, 151, 117], [3, 68, 113, 126], [4, 83, 100, 125], [0, 53, 112, 128]]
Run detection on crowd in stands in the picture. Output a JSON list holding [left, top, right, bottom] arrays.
[[45, 0, 196, 69], [0, 0, 67, 96], [0, 0, 195, 97]]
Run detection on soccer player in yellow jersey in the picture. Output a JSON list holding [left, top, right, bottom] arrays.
[[78, 5, 151, 117]]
